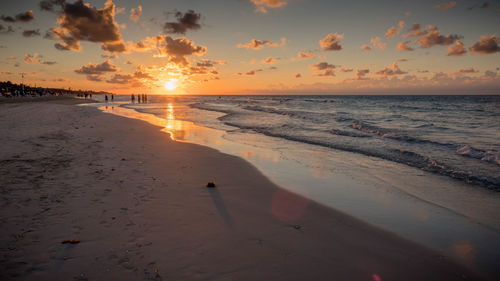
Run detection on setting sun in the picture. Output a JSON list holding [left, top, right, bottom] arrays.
[[164, 79, 178, 91]]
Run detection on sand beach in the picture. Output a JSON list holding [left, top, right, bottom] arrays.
[[0, 98, 488, 280]]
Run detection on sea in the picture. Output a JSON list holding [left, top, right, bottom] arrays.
[[91, 94, 500, 278]]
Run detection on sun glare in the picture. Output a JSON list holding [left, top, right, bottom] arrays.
[[164, 79, 178, 91]]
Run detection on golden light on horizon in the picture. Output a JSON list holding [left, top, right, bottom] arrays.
[[164, 79, 178, 91]]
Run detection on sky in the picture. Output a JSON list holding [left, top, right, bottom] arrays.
[[0, 0, 499, 95]]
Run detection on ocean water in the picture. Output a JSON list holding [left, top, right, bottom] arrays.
[[130, 95, 500, 189], [94, 95, 500, 277]]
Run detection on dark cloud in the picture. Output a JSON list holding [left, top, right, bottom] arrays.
[[310, 62, 336, 76], [1, 10, 35, 23], [447, 40, 467, 56], [164, 10, 201, 34], [106, 73, 133, 84], [39, 0, 65, 12], [74, 60, 119, 75], [469, 35, 499, 54], [415, 28, 461, 48], [133, 35, 206, 65], [319, 33, 343, 51], [355, 69, 370, 80], [402, 24, 461, 49], [403, 23, 427, 38], [50, 0, 126, 52], [237, 38, 286, 50], [84, 74, 102, 81], [196, 59, 226, 67], [22, 29, 41, 37], [375, 62, 407, 76]]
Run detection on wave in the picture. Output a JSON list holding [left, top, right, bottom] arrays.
[[190, 102, 500, 190], [351, 121, 458, 148], [457, 145, 500, 165]]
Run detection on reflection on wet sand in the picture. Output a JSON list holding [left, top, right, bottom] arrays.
[[452, 241, 477, 265]]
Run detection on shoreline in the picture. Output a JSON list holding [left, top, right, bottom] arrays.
[[0, 99, 489, 280]]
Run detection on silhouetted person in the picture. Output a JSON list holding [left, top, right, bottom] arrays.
[[105, 95, 108, 102]]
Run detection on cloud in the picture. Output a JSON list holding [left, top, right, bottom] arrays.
[[361, 45, 372, 51], [295, 73, 301, 78], [24, 53, 56, 65], [467, 2, 490, 10], [397, 41, 414, 51], [195, 59, 226, 67], [469, 34, 499, 54], [50, 0, 126, 52], [132, 35, 207, 65], [101, 53, 118, 59], [74, 60, 119, 75], [106, 73, 133, 84], [1, 10, 35, 23], [403, 23, 427, 38], [237, 38, 286, 50], [130, 5, 142, 22], [397, 58, 409, 62], [385, 21, 405, 38], [415, 28, 461, 48], [310, 62, 336, 76], [447, 40, 467, 56], [164, 10, 201, 34], [39, 0, 65, 12], [237, 69, 262, 76], [319, 33, 343, 51], [250, 0, 287, 13], [375, 62, 407, 76], [371, 37, 387, 50], [22, 29, 41, 37], [261, 57, 277, 64], [355, 69, 370, 80], [403, 24, 461, 49], [297, 51, 315, 59], [339, 68, 353, 72], [452, 67, 479, 76], [485, 70, 496, 78], [0, 24, 15, 34], [435, 1, 457, 10]]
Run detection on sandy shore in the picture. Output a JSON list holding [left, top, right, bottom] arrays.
[[0, 99, 487, 281]]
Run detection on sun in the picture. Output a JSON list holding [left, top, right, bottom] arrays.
[[164, 79, 178, 91]]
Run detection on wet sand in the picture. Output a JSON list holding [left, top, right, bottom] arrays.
[[0, 99, 488, 280]]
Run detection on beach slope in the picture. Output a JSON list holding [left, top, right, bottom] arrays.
[[0, 100, 486, 281]]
